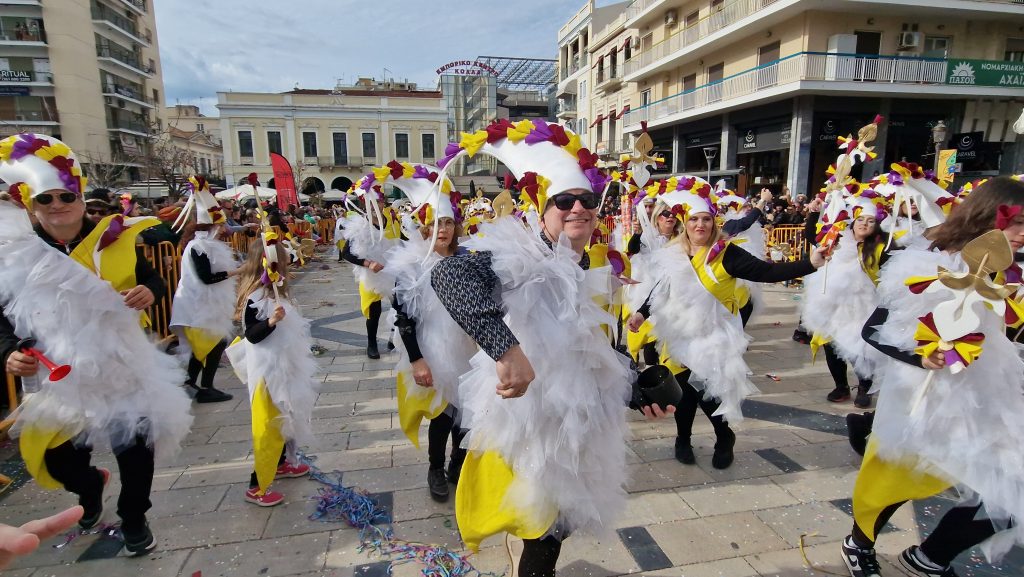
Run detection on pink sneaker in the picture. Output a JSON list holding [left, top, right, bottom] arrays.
[[275, 462, 310, 478], [244, 488, 284, 507]]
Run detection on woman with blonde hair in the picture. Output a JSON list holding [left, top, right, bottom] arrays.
[[629, 180, 827, 469]]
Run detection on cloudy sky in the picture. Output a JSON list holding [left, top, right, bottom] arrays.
[[155, 0, 611, 116]]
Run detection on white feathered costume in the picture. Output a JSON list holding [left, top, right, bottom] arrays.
[[339, 213, 397, 299], [456, 216, 634, 543], [869, 240, 1024, 559], [0, 202, 192, 464], [169, 232, 237, 358], [800, 229, 886, 380]]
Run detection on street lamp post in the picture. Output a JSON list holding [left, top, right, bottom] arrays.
[[931, 120, 948, 174], [703, 146, 718, 185]]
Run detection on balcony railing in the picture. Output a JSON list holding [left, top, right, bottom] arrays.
[[625, 0, 667, 23], [0, 18, 46, 43], [596, 66, 622, 86], [625, 52, 948, 127], [92, 6, 139, 37], [104, 83, 153, 104], [625, 0, 780, 79], [108, 117, 151, 134], [557, 99, 578, 116], [97, 45, 143, 68], [120, 0, 147, 13]]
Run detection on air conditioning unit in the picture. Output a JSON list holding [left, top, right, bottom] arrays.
[[665, 10, 677, 27], [898, 31, 921, 49]]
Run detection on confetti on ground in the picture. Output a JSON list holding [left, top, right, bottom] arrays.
[[298, 452, 502, 577]]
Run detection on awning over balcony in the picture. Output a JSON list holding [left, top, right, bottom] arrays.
[[590, 115, 605, 127], [622, 36, 633, 49], [616, 105, 630, 119]]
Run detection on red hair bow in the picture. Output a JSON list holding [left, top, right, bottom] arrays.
[[996, 204, 1023, 230]]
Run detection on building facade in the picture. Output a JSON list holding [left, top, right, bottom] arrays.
[[165, 104, 223, 179], [559, 0, 1024, 197], [0, 0, 166, 182], [217, 79, 448, 193]]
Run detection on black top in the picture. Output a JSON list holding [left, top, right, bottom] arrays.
[[431, 236, 590, 361], [191, 248, 229, 285], [339, 241, 365, 267], [243, 297, 276, 343], [721, 207, 764, 237], [638, 243, 815, 318], [861, 307, 923, 368], [0, 218, 167, 366]]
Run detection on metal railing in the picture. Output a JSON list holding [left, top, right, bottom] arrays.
[[92, 5, 139, 37], [624, 0, 779, 78], [557, 99, 577, 115], [625, 52, 947, 126], [120, 0, 147, 12], [109, 117, 150, 133], [596, 65, 622, 85], [104, 83, 154, 104], [625, 0, 667, 22], [97, 45, 146, 72]]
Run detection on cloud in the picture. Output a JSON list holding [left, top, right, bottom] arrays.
[[154, 0, 599, 115]]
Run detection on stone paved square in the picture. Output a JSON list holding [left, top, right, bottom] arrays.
[[2, 255, 1021, 577]]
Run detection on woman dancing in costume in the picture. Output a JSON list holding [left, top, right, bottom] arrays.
[[628, 178, 827, 469]]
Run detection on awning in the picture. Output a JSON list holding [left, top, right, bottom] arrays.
[[607, 108, 618, 119], [590, 115, 605, 127], [616, 105, 631, 119], [591, 54, 605, 68], [622, 36, 633, 49]]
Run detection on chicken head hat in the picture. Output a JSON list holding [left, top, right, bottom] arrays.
[[436, 119, 608, 214], [0, 133, 87, 210], [359, 161, 458, 233], [172, 176, 226, 231], [871, 161, 955, 246]]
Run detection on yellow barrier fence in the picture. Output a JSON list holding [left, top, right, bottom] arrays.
[[765, 225, 807, 261]]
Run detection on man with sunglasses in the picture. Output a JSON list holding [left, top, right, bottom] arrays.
[[0, 134, 171, 556], [84, 188, 114, 223]]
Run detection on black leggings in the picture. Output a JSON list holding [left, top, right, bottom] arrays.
[[427, 410, 467, 471], [853, 501, 996, 566], [673, 371, 732, 441], [739, 300, 754, 328], [186, 339, 229, 389], [519, 535, 562, 577], [366, 300, 382, 342], [823, 343, 872, 392], [44, 434, 154, 532]]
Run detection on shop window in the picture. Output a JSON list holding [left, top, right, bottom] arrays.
[[923, 36, 951, 59]]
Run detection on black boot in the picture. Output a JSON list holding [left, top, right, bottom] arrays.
[[846, 412, 874, 456], [674, 437, 696, 464], [428, 468, 449, 502], [711, 428, 735, 469], [366, 337, 380, 360], [854, 384, 872, 409]]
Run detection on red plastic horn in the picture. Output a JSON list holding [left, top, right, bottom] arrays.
[[17, 338, 71, 382]]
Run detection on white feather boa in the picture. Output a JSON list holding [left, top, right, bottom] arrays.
[[871, 240, 1024, 560], [645, 242, 756, 423], [226, 293, 320, 449], [800, 230, 885, 380], [339, 214, 396, 297], [457, 216, 633, 536], [0, 203, 192, 459], [170, 235, 237, 340], [385, 236, 477, 409]]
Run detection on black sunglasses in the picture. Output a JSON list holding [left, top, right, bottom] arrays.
[[550, 192, 599, 211], [658, 210, 674, 219], [35, 192, 79, 205], [86, 207, 109, 216]]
